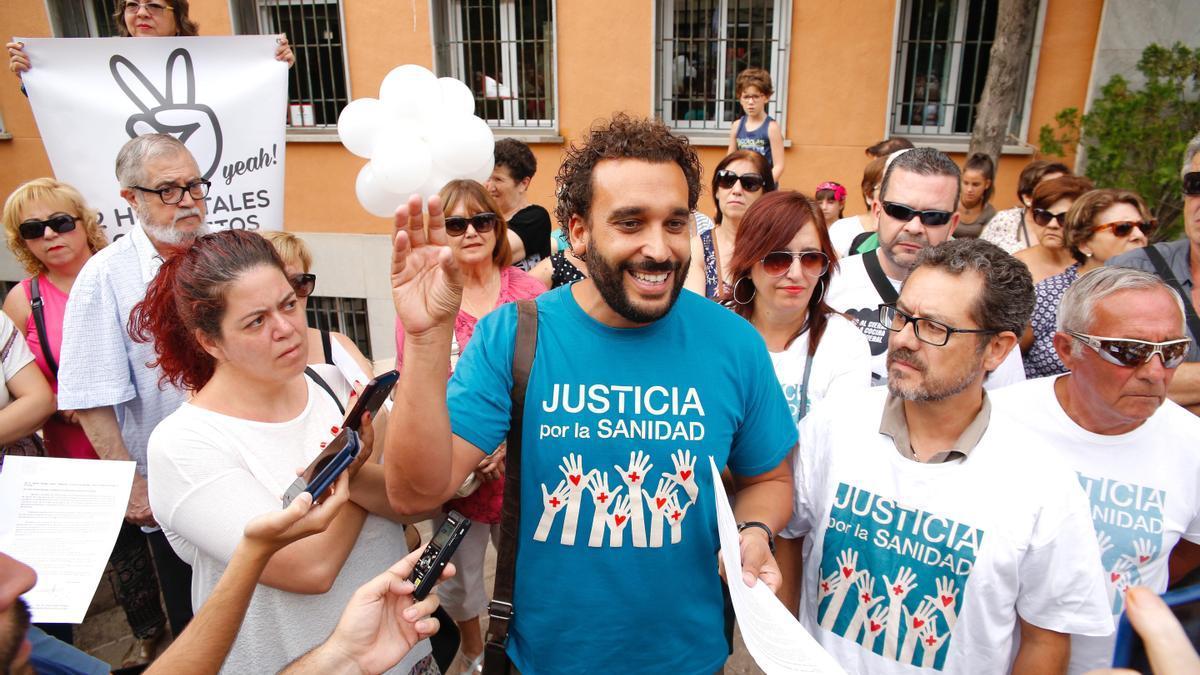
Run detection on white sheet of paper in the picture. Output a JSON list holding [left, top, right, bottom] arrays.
[[711, 457, 847, 675], [0, 456, 135, 623], [331, 337, 392, 413]]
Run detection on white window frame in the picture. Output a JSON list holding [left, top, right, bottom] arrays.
[[654, 0, 791, 137], [46, 0, 118, 37]]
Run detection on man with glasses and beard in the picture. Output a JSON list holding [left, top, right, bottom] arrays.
[[1108, 131, 1200, 415], [826, 147, 1025, 388], [784, 239, 1110, 674], [56, 133, 211, 652], [990, 266, 1200, 674], [382, 113, 795, 673]]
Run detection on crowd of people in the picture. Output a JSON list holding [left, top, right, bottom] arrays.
[[1, 33, 1200, 675]]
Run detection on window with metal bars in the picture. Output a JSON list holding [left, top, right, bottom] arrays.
[[891, 0, 1034, 138], [433, 0, 556, 129], [233, 0, 349, 129], [47, 0, 120, 37], [305, 296, 372, 359], [654, 0, 789, 134]]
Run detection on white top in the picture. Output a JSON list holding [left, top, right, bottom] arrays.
[[826, 252, 1026, 389], [829, 215, 868, 258], [0, 312, 35, 409], [786, 387, 1112, 674], [147, 366, 429, 674], [768, 313, 871, 426], [58, 225, 186, 475], [991, 376, 1200, 675]]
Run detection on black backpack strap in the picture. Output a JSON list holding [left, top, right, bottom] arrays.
[[304, 366, 345, 416], [320, 329, 334, 365], [1143, 245, 1200, 345], [29, 277, 58, 377], [862, 249, 900, 304], [484, 300, 538, 675]]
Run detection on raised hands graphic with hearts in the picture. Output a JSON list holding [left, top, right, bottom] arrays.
[[661, 448, 699, 504]]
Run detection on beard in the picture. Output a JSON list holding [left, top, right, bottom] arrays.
[[585, 243, 688, 324], [886, 347, 982, 401], [136, 201, 208, 246], [0, 597, 31, 672], [879, 231, 928, 275]]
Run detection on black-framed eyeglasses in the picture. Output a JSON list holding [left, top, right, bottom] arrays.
[[123, 1, 172, 15], [1067, 331, 1190, 369], [133, 180, 210, 205], [19, 213, 78, 240], [1031, 208, 1069, 228], [1092, 220, 1157, 238], [878, 304, 998, 347], [1183, 171, 1200, 196], [880, 201, 953, 226], [760, 250, 830, 278], [444, 212, 498, 236], [715, 170, 765, 193], [289, 273, 316, 298]]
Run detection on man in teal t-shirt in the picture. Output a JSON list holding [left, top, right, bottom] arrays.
[[383, 114, 796, 673]]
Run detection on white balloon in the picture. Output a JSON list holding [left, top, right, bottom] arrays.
[[355, 164, 405, 218], [428, 115, 495, 175], [416, 168, 456, 201], [437, 77, 476, 117], [371, 126, 433, 195], [337, 98, 386, 159], [379, 65, 441, 120], [467, 152, 495, 183]]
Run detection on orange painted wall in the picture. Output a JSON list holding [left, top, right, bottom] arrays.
[[0, 0, 1104, 233]]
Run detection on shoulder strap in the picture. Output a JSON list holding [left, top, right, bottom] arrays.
[[1144, 245, 1200, 343], [30, 277, 58, 377], [484, 300, 538, 675], [862, 249, 900, 304], [304, 366, 345, 416], [320, 329, 334, 365]]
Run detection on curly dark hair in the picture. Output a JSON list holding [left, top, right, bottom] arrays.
[[554, 114, 702, 228], [114, 0, 200, 37], [912, 238, 1034, 336], [494, 138, 537, 183]]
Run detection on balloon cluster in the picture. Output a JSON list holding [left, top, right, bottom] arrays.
[[338, 64, 496, 217]]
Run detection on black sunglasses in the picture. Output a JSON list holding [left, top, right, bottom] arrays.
[[761, 250, 830, 278], [1031, 208, 1069, 228], [1092, 220, 1157, 238], [444, 212, 498, 236], [19, 213, 79, 240], [289, 273, 316, 298], [1184, 171, 1200, 196], [715, 170, 765, 193], [880, 201, 953, 226], [1067, 331, 1190, 369]]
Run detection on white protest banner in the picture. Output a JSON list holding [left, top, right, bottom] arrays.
[[19, 36, 287, 239]]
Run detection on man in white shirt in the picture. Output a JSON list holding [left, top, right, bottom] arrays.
[[827, 147, 1024, 388], [991, 266, 1200, 674], [786, 238, 1111, 674], [58, 133, 210, 640]]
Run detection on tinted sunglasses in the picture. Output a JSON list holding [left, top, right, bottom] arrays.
[[1184, 171, 1200, 196], [1031, 208, 1068, 228], [19, 213, 78, 240], [1092, 220, 1157, 238], [880, 201, 953, 226], [1067, 331, 1190, 369], [761, 250, 830, 277], [715, 170, 765, 193], [289, 273, 316, 298], [444, 212, 498, 236]]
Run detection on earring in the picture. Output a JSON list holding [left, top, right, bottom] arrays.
[[813, 278, 827, 305], [732, 277, 756, 305]]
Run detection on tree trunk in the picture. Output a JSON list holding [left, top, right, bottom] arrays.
[[968, 0, 1040, 165]]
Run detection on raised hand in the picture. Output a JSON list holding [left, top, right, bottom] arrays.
[[1130, 537, 1158, 567], [7, 42, 29, 77], [817, 569, 841, 605], [860, 604, 888, 652], [883, 566, 919, 659], [819, 549, 865, 630], [661, 449, 699, 504], [1096, 530, 1114, 558], [532, 480, 571, 542], [615, 451, 653, 548], [845, 572, 884, 642], [606, 495, 632, 547], [586, 473, 622, 548], [391, 194, 463, 337], [558, 453, 597, 546], [899, 599, 937, 664], [643, 478, 675, 548], [665, 492, 691, 544], [883, 566, 919, 602], [918, 623, 949, 668], [925, 576, 959, 629]]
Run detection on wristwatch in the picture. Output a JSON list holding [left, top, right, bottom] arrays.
[[737, 520, 776, 553]]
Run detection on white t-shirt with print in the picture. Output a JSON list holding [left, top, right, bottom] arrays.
[[786, 387, 1112, 674], [0, 312, 35, 409], [826, 252, 1026, 389], [830, 215, 868, 258], [148, 366, 429, 674], [991, 375, 1200, 675], [769, 313, 871, 427]]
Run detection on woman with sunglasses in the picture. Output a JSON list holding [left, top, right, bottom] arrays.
[[704, 150, 776, 300], [1014, 175, 1095, 284], [1023, 189, 1155, 378], [394, 180, 545, 673], [726, 191, 870, 613]]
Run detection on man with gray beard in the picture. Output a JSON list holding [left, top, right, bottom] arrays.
[[57, 133, 211, 649], [780, 239, 1111, 674]]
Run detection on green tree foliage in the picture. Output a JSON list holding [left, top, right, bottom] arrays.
[[1039, 43, 1200, 238]]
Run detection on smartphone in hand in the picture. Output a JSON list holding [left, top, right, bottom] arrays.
[[281, 428, 360, 508], [343, 370, 398, 432]]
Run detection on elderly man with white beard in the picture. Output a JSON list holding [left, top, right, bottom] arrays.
[[57, 133, 212, 642]]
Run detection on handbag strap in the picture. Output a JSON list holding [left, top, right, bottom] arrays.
[[797, 349, 816, 421], [484, 300, 538, 675], [304, 366, 345, 415], [1143, 244, 1200, 345], [29, 277, 58, 377], [862, 249, 900, 304]]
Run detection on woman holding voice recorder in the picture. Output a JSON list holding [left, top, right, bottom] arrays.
[[134, 230, 435, 674]]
